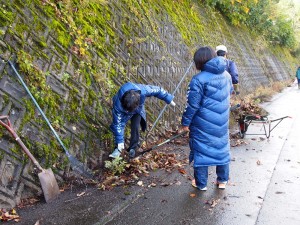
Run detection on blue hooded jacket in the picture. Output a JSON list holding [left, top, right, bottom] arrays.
[[181, 57, 233, 166], [296, 67, 300, 79], [110, 82, 174, 144], [225, 59, 238, 84]]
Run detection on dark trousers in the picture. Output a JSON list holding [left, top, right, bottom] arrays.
[[128, 114, 141, 151], [194, 164, 229, 189]]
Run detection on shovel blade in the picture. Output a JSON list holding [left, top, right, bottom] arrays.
[[38, 168, 60, 203]]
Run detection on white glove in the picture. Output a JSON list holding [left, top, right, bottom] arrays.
[[170, 100, 176, 106], [117, 143, 124, 150]]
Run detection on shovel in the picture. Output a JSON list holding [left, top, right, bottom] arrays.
[[0, 115, 60, 203]]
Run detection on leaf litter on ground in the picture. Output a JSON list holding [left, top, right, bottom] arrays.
[[97, 132, 190, 190]]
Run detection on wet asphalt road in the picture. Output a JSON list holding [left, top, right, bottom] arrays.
[[102, 86, 300, 225]]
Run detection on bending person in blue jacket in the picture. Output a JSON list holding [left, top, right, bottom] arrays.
[[109, 82, 175, 159], [181, 46, 233, 190]]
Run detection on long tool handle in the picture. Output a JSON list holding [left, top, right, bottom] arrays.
[[141, 131, 188, 155], [145, 61, 193, 139], [0, 116, 43, 171], [7, 60, 72, 158]]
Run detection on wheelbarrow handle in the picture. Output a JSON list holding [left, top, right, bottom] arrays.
[[0, 115, 44, 171]]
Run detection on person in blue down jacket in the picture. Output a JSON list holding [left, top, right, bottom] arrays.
[[181, 46, 233, 190], [109, 82, 175, 159]]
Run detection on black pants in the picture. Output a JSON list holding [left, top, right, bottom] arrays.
[[128, 114, 141, 151]]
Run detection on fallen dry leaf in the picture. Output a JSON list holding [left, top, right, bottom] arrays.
[[148, 182, 157, 187], [76, 191, 85, 197], [178, 168, 187, 174], [175, 181, 182, 186], [205, 198, 220, 209], [211, 199, 220, 208], [190, 193, 196, 197], [0, 209, 20, 222]]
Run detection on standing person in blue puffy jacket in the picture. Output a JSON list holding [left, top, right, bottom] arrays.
[[109, 82, 175, 159], [181, 46, 233, 190], [296, 66, 300, 89], [216, 45, 239, 94]]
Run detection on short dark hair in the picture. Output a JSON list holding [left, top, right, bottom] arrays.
[[121, 90, 140, 112], [216, 50, 226, 57], [194, 46, 217, 70]]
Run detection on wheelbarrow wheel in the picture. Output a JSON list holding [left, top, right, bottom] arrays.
[[238, 116, 247, 139], [239, 131, 245, 139]]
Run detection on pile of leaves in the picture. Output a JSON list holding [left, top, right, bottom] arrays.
[[229, 96, 267, 147], [97, 134, 190, 190], [231, 96, 268, 119]]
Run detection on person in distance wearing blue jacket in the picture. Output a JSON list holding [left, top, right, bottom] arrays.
[[296, 66, 300, 89], [109, 82, 175, 159], [216, 45, 239, 94], [181, 46, 233, 190]]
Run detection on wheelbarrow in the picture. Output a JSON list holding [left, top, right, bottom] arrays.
[[0, 115, 60, 202], [237, 114, 291, 139]]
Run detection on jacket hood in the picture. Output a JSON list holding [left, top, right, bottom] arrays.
[[117, 82, 141, 99], [203, 56, 226, 74]]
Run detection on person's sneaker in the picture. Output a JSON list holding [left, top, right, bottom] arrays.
[[191, 179, 197, 188], [199, 186, 208, 191], [128, 149, 136, 158], [217, 181, 227, 189], [192, 179, 207, 191], [109, 148, 122, 159]]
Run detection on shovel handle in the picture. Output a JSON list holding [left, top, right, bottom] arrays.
[[0, 115, 44, 171]]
